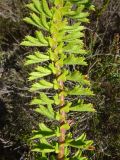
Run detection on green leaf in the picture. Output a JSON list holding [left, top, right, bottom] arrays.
[[41, 0, 52, 17], [64, 24, 85, 33], [23, 17, 42, 29], [41, 12, 49, 30], [70, 103, 95, 112], [61, 102, 72, 113], [63, 43, 87, 54], [76, 133, 86, 141], [31, 123, 55, 139], [32, 0, 43, 13], [67, 71, 90, 85], [63, 31, 84, 42], [24, 13, 48, 31], [55, 111, 60, 121], [55, 127, 60, 137], [84, 140, 93, 148], [26, 3, 39, 14], [30, 80, 53, 91], [31, 130, 55, 139], [21, 35, 47, 47], [57, 70, 68, 82], [49, 63, 58, 74], [32, 142, 55, 153], [39, 123, 52, 132], [35, 31, 48, 44], [30, 13, 42, 27], [68, 139, 85, 148], [53, 94, 60, 105], [61, 123, 70, 130], [47, 104, 54, 116], [79, 18, 90, 23], [64, 55, 87, 65], [31, 93, 54, 106], [55, 142, 59, 153], [72, 12, 89, 19], [35, 105, 55, 120], [25, 51, 49, 65], [28, 66, 52, 81], [67, 86, 94, 96]]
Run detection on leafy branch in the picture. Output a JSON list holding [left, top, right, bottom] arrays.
[[21, 0, 95, 159]]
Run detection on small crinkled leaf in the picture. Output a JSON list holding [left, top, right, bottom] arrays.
[[31, 130, 55, 139], [35, 31, 48, 44], [72, 149, 82, 159], [64, 55, 87, 65], [30, 79, 53, 91], [85, 140, 93, 148], [30, 98, 44, 105], [53, 79, 60, 90], [41, 93, 54, 104], [53, 94, 60, 105], [63, 31, 84, 42], [32, 0, 43, 13], [31, 123, 55, 139], [55, 142, 59, 153], [25, 51, 49, 65], [55, 127, 60, 137], [41, 0, 52, 17], [68, 139, 85, 148], [80, 18, 90, 23], [64, 24, 85, 33], [72, 12, 89, 19], [61, 102, 72, 113], [89, 5, 95, 11], [61, 123, 70, 130], [63, 43, 88, 54], [29, 66, 52, 80], [21, 35, 47, 47], [23, 17, 42, 29], [76, 133, 86, 141], [67, 71, 90, 85], [47, 104, 54, 116], [70, 39, 84, 46], [30, 13, 42, 27], [32, 143, 54, 153], [70, 103, 95, 112], [39, 123, 53, 132], [57, 70, 68, 82], [31, 92, 54, 105], [49, 63, 58, 74], [26, 3, 39, 14], [67, 86, 94, 96], [35, 105, 55, 119], [41, 12, 49, 30], [55, 111, 60, 121]]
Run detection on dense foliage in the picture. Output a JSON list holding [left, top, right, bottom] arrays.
[[21, 0, 95, 159], [0, 0, 120, 160]]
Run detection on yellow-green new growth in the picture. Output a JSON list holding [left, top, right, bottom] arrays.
[[21, 0, 95, 159]]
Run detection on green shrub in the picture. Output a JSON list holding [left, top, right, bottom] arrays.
[[21, 0, 95, 159]]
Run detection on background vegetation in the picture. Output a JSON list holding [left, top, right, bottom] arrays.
[[0, 0, 120, 159]]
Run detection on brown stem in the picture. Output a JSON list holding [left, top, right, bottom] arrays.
[[57, 81, 66, 160]]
